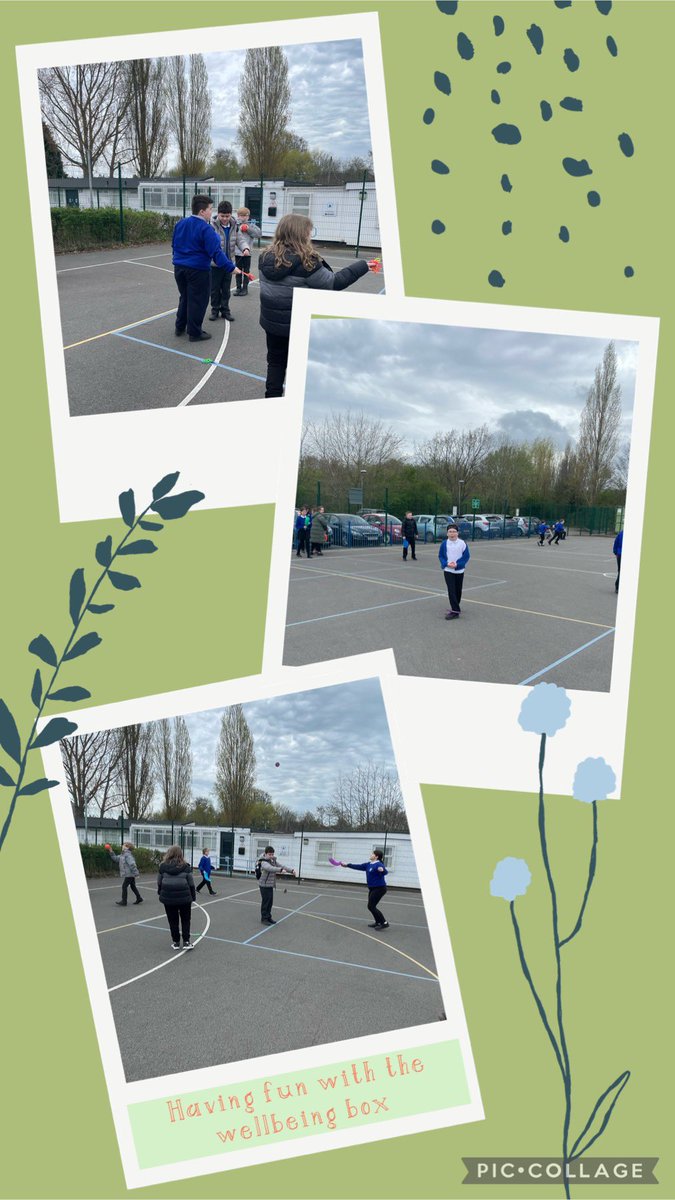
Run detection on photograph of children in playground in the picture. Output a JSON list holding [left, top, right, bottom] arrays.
[[26, 22, 390, 417], [57, 674, 459, 1086], [281, 310, 650, 694]]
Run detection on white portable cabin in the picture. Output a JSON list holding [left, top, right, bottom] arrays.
[[129, 824, 419, 888]]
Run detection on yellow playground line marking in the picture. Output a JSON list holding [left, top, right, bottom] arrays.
[[297, 911, 439, 980], [63, 308, 175, 351], [291, 563, 612, 629]]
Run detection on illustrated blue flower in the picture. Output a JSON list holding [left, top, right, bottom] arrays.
[[572, 757, 617, 803], [518, 682, 571, 736], [490, 857, 532, 901]]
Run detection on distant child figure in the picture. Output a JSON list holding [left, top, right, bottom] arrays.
[[258, 213, 375, 397], [295, 506, 310, 557], [537, 521, 549, 546], [439, 523, 471, 619], [338, 851, 389, 929], [613, 528, 623, 593], [233, 207, 262, 296], [402, 512, 418, 561], [157, 845, 197, 950], [309, 506, 330, 556], [196, 848, 217, 895], [548, 519, 566, 546], [209, 201, 238, 322], [107, 841, 143, 907]]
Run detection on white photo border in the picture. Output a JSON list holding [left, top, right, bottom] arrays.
[[16, 13, 401, 524]]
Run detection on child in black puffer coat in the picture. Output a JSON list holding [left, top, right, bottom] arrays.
[[157, 845, 197, 950], [258, 213, 376, 397]]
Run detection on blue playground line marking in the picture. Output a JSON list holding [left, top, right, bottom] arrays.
[[243, 894, 319, 944], [112, 331, 266, 381], [518, 627, 615, 686], [204, 931, 437, 982]]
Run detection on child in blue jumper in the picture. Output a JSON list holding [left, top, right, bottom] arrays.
[[196, 848, 217, 895], [338, 850, 389, 928], [438, 524, 470, 619]]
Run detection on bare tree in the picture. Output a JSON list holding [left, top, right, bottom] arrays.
[[39, 64, 129, 186], [327, 765, 407, 832], [416, 427, 493, 495], [125, 58, 168, 177], [60, 730, 122, 820], [612, 440, 631, 493], [166, 55, 211, 176], [153, 716, 192, 822], [305, 412, 405, 478], [214, 705, 256, 826], [113, 724, 155, 821], [238, 47, 291, 177], [576, 342, 623, 504]]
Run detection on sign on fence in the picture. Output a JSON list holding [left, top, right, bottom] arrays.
[[348, 488, 363, 504], [471, 498, 480, 510]]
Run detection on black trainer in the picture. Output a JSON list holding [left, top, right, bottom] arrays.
[[189, 330, 212, 342], [208, 310, 219, 321], [222, 312, 235, 322], [115, 901, 127, 906]]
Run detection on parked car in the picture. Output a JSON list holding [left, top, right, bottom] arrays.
[[414, 514, 472, 541], [461, 513, 490, 535], [325, 513, 384, 547], [361, 512, 403, 543]]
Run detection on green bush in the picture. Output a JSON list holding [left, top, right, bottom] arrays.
[[80, 843, 163, 878], [52, 206, 177, 253]]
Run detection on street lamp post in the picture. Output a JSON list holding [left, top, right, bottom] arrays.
[[458, 480, 465, 519], [360, 469, 366, 510]]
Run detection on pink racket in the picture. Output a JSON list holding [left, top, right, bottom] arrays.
[[328, 857, 341, 866]]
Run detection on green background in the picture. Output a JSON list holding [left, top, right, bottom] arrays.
[[0, 2, 670, 1198]]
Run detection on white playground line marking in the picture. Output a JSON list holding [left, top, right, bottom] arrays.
[[107, 901, 211, 992], [64, 308, 175, 350], [177, 314, 231, 407], [123, 259, 174, 274], [288, 562, 612, 629], [206, 894, 428, 930], [57, 251, 173, 273]]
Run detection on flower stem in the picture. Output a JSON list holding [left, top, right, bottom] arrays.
[[538, 732, 573, 1199], [560, 801, 598, 948], [0, 505, 152, 854], [509, 901, 564, 1081]]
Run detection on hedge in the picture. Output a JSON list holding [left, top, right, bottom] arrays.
[[80, 843, 163, 878], [52, 206, 177, 252]]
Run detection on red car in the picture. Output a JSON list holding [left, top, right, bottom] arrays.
[[361, 512, 403, 543]]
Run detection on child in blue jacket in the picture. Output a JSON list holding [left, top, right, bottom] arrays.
[[196, 848, 217, 895], [438, 524, 470, 619], [339, 850, 389, 929], [613, 528, 623, 593]]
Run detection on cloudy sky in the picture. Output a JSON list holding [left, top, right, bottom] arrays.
[[199, 40, 371, 163], [305, 320, 639, 453], [181, 678, 397, 810]]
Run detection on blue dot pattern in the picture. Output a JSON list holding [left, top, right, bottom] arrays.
[[434, 70, 452, 95], [618, 132, 634, 157], [497, 61, 512, 74], [432, 219, 446, 234], [501, 174, 513, 192], [493, 123, 522, 144], [562, 157, 592, 176], [423, 108, 435, 125], [491, 89, 501, 104], [432, 159, 451, 174], [564, 48, 580, 71], [488, 270, 506, 288], [587, 190, 601, 206], [560, 97, 583, 111], [541, 101, 553, 122], [457, 33, 475, 60], [493, 15, 505, 35], [527, 25, 544, 54]]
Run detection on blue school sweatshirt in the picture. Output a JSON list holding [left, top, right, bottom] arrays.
[[198, 855, 212, 877], [172, 216, 235, 272], [346, 861, 389, 887]]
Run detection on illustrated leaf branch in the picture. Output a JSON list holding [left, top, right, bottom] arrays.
[[509, 900, 565, 1080], [0, 471, 204, 853], [569, 1069, 631, 1160], [559, 800, 598, 947]]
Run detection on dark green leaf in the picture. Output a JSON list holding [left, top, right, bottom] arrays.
[[30, 717, 78, 750], [152, 471, 180, 500], [118, 539, 157, 556], [0, 764, 15, 787], [69, 567, 86, 625], [108, 571, 141, 591], [0, 700, 21, 764], [28, 634, 57, 667], [570, 1070, 631, 1160], [151, 490, 205, 520], [64, 632, 102, 661], [31, 669, 42, 708], [88, 603, 115, 614], [119, 488, 136, 528], [95, 535, 113, 568], [19, 778, 60, 797], [139, 519, 163, 532], [47, 686, 91, 702]]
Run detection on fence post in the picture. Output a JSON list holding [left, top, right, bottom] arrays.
[[117, 163, 124, 243], [384, 486, 389, 544], [142, 189, 146, 211], [182, 175, 187, 218], [119, 810, 125, 844], [354, 169, 367, 258], [297, 826, 304, 883], [316, 481, 321, 507], [259, 175, 264, 247]]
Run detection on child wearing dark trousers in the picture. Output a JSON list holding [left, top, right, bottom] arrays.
[[338, 851, 389, 929], [157, 845, 197, 949], [258, 214, 376, 397], [438, 524, 471, 619], [196, 848, 217, 895], [106, 842, 143, 906]]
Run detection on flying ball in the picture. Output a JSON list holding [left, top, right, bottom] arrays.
[[275, 761, 280, 767], [241, 223, 248, 232]]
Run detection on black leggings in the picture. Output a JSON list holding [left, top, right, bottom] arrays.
[[444, 571, 464, 613], [367, 886, 388, 926], [164, 903, 192, 943]]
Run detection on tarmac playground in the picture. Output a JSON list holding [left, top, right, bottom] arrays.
[[91, 872, 442, 1083], [283, 537, 619, 691], [57, 242, 386, 416]]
